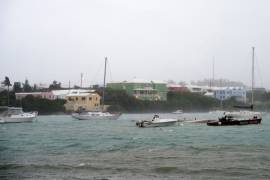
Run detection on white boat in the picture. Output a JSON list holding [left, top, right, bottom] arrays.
[[0, 107, 37, 123], [136, 115, 178, 128], [172, 109, 183, 114], [72, 111, 121, 120], [72, 57, 121, 120]]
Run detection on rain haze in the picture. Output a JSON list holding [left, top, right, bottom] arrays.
[[1, 0, 270, 88]]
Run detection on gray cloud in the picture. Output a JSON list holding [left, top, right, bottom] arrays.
[[1, 0, 269, 88]]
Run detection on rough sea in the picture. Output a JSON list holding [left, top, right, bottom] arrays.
[[1, 113, 270, 180]]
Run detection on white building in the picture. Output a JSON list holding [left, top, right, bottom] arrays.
[[214, 87, 246, 102], [185, 85, 208, 94]]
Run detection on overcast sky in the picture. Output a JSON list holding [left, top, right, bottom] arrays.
[[1, 0, 269, 88]]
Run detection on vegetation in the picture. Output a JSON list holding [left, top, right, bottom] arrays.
[[1, 78, 66, 114], [20, 95, 66, 114], [0, 91, 66, 114], [23, 79, 33, 92], [1, 76, 269, 114], [1, 76, 12, 106], [100, 88, 221, 113], [49, 80, 62, 90]]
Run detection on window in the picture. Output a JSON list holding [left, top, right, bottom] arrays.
[[68, 97, 73, 101], [82, 97, 86, 101], [76, 97, 78, 101], [89, 97, 92, 101]]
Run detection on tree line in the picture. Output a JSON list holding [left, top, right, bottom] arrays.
[[2, 76, 269, 114]]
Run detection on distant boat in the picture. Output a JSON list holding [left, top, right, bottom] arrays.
[[208, 47, 262, 126], [136, 115, 178, 128], [72, 57, 121, 120], [207, 111, 261, 126], [0, 107, 37, 123], [72, 111, 121, 120], [172, 109, 183, 114]]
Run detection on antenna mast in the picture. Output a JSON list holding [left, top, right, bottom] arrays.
[[212, 57, 215, 88], [102, 57, 107, 111], [251, 47, 255, 106], [80, 73, 83, 88]]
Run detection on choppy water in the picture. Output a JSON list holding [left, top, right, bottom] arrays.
[[1, 113, 270, 180]]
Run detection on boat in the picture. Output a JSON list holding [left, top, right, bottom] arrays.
[[136, 115, 178, 128], [207, 47, 262, 126], [172, 109, 183, 114], [0, 106, 37, 123], [207, 111, 261, 126], [72, 57, 121, 120], [72, 111, 121, 120]]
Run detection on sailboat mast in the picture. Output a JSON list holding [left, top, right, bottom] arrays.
[[251, 47, 255, 106], [102, 57, 107, 111], [212, 57, 215, 87]]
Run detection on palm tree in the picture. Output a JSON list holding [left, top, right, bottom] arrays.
[[2, 76, 12, 106]]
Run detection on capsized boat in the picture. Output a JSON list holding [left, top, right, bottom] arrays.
[[207, 111, 262, 126], [0, 107, 37, 123], [72, 111, 121, 120], [136, 115, 178, 128]]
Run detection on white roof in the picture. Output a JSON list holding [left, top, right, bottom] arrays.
[[15, 92, 42, 95], [52, 89, 95, 96], [66, 93, 96, 97], [167, 84, 184, 88]]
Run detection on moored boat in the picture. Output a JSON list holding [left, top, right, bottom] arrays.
[[208, 47, 263, 126], [136, 115, 178, 128], [72, 57, 121, 120], [0, 107, 37, 123], [207, 111, 262, 126]]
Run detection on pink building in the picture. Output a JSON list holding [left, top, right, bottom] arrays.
[[40, 92, 56, 100], [15, 92, 56, 100], [167, 84, 189, 93]]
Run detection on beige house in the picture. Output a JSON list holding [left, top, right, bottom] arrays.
[[64, 92, 101, 112]]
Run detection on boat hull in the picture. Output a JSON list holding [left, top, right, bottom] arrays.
[[72, 113, 121, 120], [0, 116, 35, 123], [136, 119, 178, 128], [207, 118, 262, 126]]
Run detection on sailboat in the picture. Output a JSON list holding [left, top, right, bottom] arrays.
[[72, 57, 121, 120], [207, 47, 262, 126]]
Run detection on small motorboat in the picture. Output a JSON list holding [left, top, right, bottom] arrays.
[[0, 107, 37, 123], [136, 115, 178, 128], [207, 111, 262, 126]]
